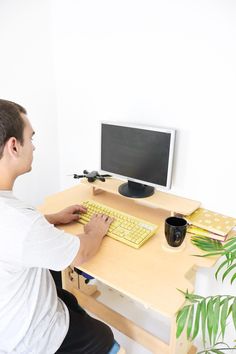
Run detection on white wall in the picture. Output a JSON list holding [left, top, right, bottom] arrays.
[[52, 0, 236, 217], [0, 0, 59, 205]]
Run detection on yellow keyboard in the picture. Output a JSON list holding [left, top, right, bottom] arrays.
[[78, 200, 158, 248]]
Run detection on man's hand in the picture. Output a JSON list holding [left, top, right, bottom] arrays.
[[72, 213, 114, 266], [84, 213, 114, 238], [45, 205, 87, 225]]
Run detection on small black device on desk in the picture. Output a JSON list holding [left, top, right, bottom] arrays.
[[73, 170, 111, 183]]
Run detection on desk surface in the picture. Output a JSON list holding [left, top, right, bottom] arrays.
[[39, 183, 219, 318]]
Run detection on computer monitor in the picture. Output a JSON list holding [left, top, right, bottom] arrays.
[[100, 122, 176, 198]]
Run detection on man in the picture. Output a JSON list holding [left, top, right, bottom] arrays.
[[0, 99, 115, 353]]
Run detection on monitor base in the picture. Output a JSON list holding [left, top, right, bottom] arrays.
[[118, 180, 154, 198]]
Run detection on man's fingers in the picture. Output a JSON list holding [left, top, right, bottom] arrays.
[[106, 217, 114, 224], [73, 213, 80, 221], [100, 214, 112, 222], [90, 213, 113, 224], [78, 206, 87, 213], [74, 205, 87, 213], [71, 205, 87, 213]]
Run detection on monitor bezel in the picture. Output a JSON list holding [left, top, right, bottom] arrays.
[[100, 121, 176, 191]]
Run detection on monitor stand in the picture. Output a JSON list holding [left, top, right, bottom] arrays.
[[118, 180, 154, 198]]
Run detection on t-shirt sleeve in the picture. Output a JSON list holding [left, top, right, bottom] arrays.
[[22, 214, 80, 271]]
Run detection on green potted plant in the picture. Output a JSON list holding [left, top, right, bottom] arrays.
[[176, 235, 236, 354]]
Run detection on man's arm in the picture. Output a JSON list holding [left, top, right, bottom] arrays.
[[45, 204, 113, 266]]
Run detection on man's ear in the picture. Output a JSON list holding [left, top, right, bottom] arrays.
[[5, 137, 20, 156]]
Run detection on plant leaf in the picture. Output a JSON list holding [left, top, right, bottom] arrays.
[[192, 302, 201, 340], [191, 236, 224, 253], [176, 306, 185, 323], [215, 258, 229, 280], [227, 303, 233, 318], [231, 272, 236, 284], [177, 288, 187, 296], [223, 237, 236, 249], [186, 293, 204, 303], [177, 288, 203, 303], [224, 245, 236, 255], [187, 305, 194, 339], [232, 298, 236, 330], [176, 305, 190, 338], [222, 263, 236, 282], [207, 298, 214, 345], [201, 299, 207, 347], [192, 244, 223, 252], [212, 297, 220, 344], [194, 252, 225, 258], [220, 297, 229, 340]]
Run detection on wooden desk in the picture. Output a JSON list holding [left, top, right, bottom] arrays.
[[39, 180, 218, 354]]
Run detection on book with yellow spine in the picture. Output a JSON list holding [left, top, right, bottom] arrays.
[[187, 225, 227, 242], [186, 208, 236, 237]]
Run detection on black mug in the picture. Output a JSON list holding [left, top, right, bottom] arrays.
[[165, 217, 187, 247]]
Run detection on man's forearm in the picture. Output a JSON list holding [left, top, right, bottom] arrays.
[[72, 232, 104, 267], [44, 213, 60, 225]]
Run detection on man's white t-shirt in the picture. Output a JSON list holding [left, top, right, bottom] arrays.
[[0, 191, 80, 354]]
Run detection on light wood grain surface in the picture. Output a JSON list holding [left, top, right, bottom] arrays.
[[39, 181, 218, 318]]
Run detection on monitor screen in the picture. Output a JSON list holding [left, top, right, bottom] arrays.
[[101, 122, 176, 198]]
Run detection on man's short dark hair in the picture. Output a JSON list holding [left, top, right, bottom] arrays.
[[0, 99, 27, 159]]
